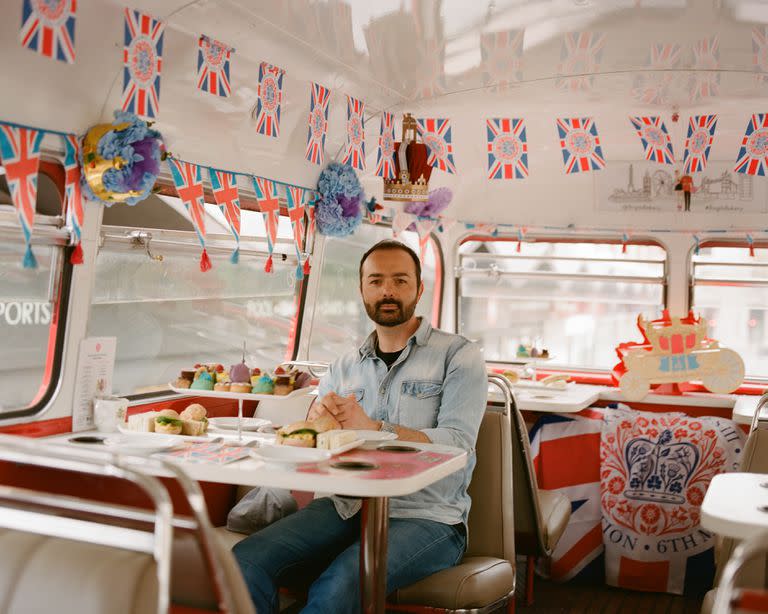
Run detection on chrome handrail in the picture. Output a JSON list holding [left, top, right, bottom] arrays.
[[712, 530, 768, 613], [749, 391, 768, 433]]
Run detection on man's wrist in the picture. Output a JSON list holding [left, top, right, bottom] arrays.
[[379, 421, 398, 435]]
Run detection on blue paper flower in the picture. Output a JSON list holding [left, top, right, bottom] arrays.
[[315, 163, 364, 237]]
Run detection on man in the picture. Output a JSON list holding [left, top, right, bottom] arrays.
[[233, 239, 487, 613]]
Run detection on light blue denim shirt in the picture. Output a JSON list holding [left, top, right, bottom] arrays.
[[317, 317, 487, 527]]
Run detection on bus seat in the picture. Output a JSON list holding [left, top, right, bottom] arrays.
[[386, 374, 516, 612]]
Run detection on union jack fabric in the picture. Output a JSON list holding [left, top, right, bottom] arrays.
[[529, 409, 606, 581], [255, 62, 284, 137], [735, 114, 768, 176], [630, 116, 675, 164], [251, 176, 280, 273], [480, 29, 524, 90], [689, 36, 720, 101], [416, 117, 456, 174], [285, 185, 307, 279], [121, 8, 165, 119], [486, 118, 528, 180], [375, 111, 396, 179], [197, 36, 232, 97], [208, 169, 240, 263], [305, 82, 330, 165], [683, 115, 717, 174], [556, 117, 605, 174], [752, 26, 768, 81], [167, 159, 211, 271], [19, 0, 76, 63], [62, 134, 84, 264], [342, 95, 366, 171], [632, 43, 681, 105], [0, 124, 45, 268], [556, 31, 605, 92]]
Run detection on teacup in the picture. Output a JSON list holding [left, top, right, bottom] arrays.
[[93, 396, 129, 433]]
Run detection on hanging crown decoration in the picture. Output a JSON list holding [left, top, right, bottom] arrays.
[[383, 113, 431, 202]]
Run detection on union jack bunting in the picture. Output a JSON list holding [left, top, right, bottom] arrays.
[[167, 159, 211, 271], [630, 116, 675, 164], [197, 36, 232, 97], [251, 176, 280, 273], [480, 29, 524, 90], [556, 117, 605, 174], [62, 134, 84, 264], [416, 117, 456, 174], [683, 115, 717, 174], [0, 124, 45, 268], [735, 114, 768, 176], [416, 41, 447, 99], [19, 0, 76, 63], [342, 95, 365, 171], [632, 43, 681, 105], [415, 218, 437, 263], [375, 111, 396, 179], [689, 36, 720, 101], [208, 169, 241, 263], [305, 82, 330, 165], [752, 26, 768, 81], [556, 31, 605, 92], [366, 207, 383, 225], [122, 8, 165, 119], [255, 62, 284, 137], [285, 186, 307, 279], [305, 193, 317, 238], [486, 118, 528, 180]]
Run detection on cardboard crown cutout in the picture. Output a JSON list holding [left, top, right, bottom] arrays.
[[383, 113, 431, 202]]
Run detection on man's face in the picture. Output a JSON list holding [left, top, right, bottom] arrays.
[[360, 249, 423, 327]]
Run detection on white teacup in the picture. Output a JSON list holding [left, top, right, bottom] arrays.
[[93, 396, 129, 433]]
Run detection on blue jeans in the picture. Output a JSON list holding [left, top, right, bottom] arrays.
[[232, 497, 466, 614]]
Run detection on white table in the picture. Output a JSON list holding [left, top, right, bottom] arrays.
[[701, 473, 768, 540], [489, 382, 606, 412], [45, 432, 467, 614]]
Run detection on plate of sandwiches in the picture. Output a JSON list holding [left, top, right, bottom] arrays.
[[120, 404, 210, 439], [208, 417, 271, 432]]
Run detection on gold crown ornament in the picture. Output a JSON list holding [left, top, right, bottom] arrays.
[[383, 113, 431, 202]]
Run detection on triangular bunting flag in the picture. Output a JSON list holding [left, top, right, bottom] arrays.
[[62, 134, 84, 264], [392, 210, 416, 237], [415, 218, 438, 262], [167, 159, 211, 271], [252, 177, 280, 272], [209, 169, 241, 263], [285, 185, 307, 279]]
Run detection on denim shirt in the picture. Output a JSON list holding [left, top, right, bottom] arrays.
[[317, 318, 487, 528]]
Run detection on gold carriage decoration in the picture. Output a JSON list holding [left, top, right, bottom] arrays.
[[612, 310, 745, 401], [383, 113, 431, 202]]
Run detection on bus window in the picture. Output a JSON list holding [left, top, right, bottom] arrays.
[[691, 242, 768, 380], [458, 238, 667, 370], [88, 195, 301, 397], [306, 225, 441, 363]]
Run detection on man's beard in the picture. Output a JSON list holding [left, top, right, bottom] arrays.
[[364, 296, 418, 327]]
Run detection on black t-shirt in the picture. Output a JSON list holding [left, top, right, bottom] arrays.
[[376, 344, 404, 369]]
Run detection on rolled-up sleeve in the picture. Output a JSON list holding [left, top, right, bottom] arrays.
[[421, 341, 487, 451], [317, 360, 338, 398]]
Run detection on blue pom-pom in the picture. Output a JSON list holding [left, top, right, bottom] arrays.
[[230, 247, 239, 264], [23, 244, 37, 269]]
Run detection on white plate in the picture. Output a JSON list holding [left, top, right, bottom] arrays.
[[117, 425, 209, 441], [252, 445, 331, 465], [325, 438, 364, 454], [352, 429, 398, 442], [103, 434, 179, 454], [208, 417, 271, 432]]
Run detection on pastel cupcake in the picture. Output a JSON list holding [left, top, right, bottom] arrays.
[[190, 370, 215, 390], [252, 374, 274, 394]]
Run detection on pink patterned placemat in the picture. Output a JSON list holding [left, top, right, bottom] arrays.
[[297, 449, 459, 479], [154, 442, 251, 465]]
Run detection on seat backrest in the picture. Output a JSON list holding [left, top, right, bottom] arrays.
[[465, 381, 515, 562]]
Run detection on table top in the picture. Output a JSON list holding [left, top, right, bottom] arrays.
[[44, 431, 468, 499], [701, 473, 768, 540], [489, 382, 606, 413]]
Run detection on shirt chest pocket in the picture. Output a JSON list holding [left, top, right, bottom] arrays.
[[397, 380, 442, 430]]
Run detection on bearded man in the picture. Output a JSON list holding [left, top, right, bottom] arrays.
[[233, 239, 487, 613]]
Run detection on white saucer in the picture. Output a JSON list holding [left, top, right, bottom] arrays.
[[103, 434, 179, 454], [117, 425, 209, 442], [208, 417, 271, 432], [352, 430, 398, 442], [252, 446, 331, 465]]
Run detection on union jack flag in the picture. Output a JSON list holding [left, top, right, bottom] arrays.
[[305, 82, 330, 165], [122, 8, 165, 119], [375, 111, 396, 179], [251, 176, 281, 273], [19, 0, 76, 63], [305, 192, 317, 239], [167, 159, 211, 271], [416, 117, 456, 174], [632, 43, 681, 105], [683, 115, 717, 174], [689, 36, 720, 101], [556, 31, 605, 92], [0, 124, 45, 268], [630, 116, 675, 164], [62, 134, 83, 264], [342, 95, 366, 171], [735, 114, 768, 176], [486, 118, 528, 180], [197, 36, 232, 97], [480, 29, 524, 90], [285, 186, 307, 279], [209, 169, 241, 263], [255, 62, 284, 137], [556, 117, 605, 174], [752, 26, 768, 82]]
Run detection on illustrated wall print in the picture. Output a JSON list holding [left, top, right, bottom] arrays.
[[480, 29, 524, 91], [255, 62, 284, 137], [596, 161, 767, 213], [121, 9, 165, 119], [632, 43, 681, 105], [197, 36, 232, 97], [19, 0, 76, 63], [556, 31, 605, 92]]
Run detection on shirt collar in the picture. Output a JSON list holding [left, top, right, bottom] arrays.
[[358, 317, 432, 362]]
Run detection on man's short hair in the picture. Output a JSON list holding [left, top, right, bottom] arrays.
[[359, 240, 422, 287]]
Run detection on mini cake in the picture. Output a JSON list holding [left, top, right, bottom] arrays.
[[540, 349, 549, 359], [215, 364, 230, 384], [516, 344, 530, 358], [250, 367, 262, 386], [252, 373, 274, 394], [191, 370, 215, 390], [214, 382, 231, 392], [273, 366, 296, 396], [173, 376, 191, 389], [229, 360, 252, 393], [294, 371, 312, 389]]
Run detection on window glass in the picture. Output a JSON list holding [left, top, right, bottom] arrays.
[[692, 244, 768, 379], [458, 240, 666, 369], [307, 225, 439, 362]]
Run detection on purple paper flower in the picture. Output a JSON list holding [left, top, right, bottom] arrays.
[[404, 187, 452, 231]]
